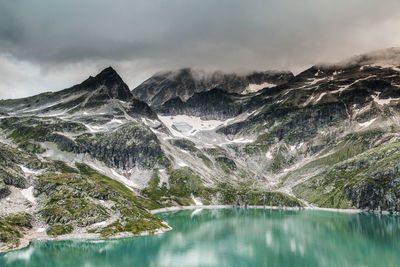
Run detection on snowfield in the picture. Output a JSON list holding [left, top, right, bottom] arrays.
[[21, 186, 35, 203], [158, 115, 226, 137], [241, 82, 276, 94]]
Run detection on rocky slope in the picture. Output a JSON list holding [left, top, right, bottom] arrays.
[[2, 47, 400, 250]]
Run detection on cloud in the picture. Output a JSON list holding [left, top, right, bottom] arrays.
[[1, 0, 400, 98]]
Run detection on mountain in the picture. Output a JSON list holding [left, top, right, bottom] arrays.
[[132, 68, 294, 107], [2, 48, 400, 251], [0, 67, 132, 115]]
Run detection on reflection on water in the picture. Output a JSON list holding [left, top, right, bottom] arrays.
[[1, 209, 400, 267]]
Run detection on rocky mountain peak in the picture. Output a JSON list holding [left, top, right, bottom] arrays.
[[99, 66, 118, 75], [81, 66, 133, 101], [0, 66, 135, 115]]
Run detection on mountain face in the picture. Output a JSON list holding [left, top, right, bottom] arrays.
[[0, 66, 133, 117], [155, 89, 251, 120], [2, 48, 400, 251], [132, 68, 294, 107]]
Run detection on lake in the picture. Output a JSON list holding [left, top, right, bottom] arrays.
[[1, 208, 400, 267]]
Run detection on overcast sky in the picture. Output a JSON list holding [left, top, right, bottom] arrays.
[[1, 0, 400, 99]]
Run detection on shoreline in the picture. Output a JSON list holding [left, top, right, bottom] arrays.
[[0, 225, 172, 254], [2, 205, 396, 254], [150, 205, 364, 214]]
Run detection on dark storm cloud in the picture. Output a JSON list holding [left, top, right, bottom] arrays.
[[1, 0, 400, 98]]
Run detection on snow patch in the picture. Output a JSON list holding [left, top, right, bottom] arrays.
[[19, 165, 41, 175], [307, 77, 325, 85], [21, 186, 35, 203], [177, 162, 188, 167], [241, 82, 276, 94], [372, 93, 400, 105], [359, 118, 376, 128], [84, 163, 136, 190], [302, 94, 316, 106], [110, 168, 137, 188], [92, 221, 108, 227], [18, 92, 87, 115], [220, 138, 254, 145], [330, 75, 376, 95], [107, 118, 124, 124], [191, 194, 203, 205], [266, 151, 273, 159], [158, 115, 225, 137], [141, 118, 161, 128], [315, 92, 327, 103], [370, 63, 400, 72], [330, 85, 348, 94], [84, 123, 106, 133]]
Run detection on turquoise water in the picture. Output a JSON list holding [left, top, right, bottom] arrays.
[[1, 208, 400, 267]]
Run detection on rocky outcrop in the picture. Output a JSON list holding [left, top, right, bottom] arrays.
[[0, 143, 42, 199], [69, 123, 168, 169], [156, 88, 249, 119]]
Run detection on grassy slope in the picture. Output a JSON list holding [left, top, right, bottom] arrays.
[[293, 135, 400, 211], [36, 163, 167, 238]]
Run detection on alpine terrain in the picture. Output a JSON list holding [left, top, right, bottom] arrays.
[[2, 47, 400, 251]]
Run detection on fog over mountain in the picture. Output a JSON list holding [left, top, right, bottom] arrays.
[[1, 0, 400, 99]]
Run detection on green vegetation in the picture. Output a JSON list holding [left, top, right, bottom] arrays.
[[270, 146, 295, 173], [214, 182, 303, 207], [0, 213, 33, 249], [293, 176, 354, 209], [215, 157, 237, 173], [203, 147, 237, 172], [8, 125, 50, 143], [170, 139, 197, 152], [197, 152, 213, 168], [168, 167, 204, 198], [294, 138, 400, 211], [244, 132, 273, 155], [142, 167, 215, 206], [142, 171, 168, 202], [33, 163, 166, 238], [76, 163, 162, 210], [303, 129, 384, 170], [47, 224, 73, 237], [204, 146, 228, 157], [16, 141, 45, 154], [1, 117, 86, 145]]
